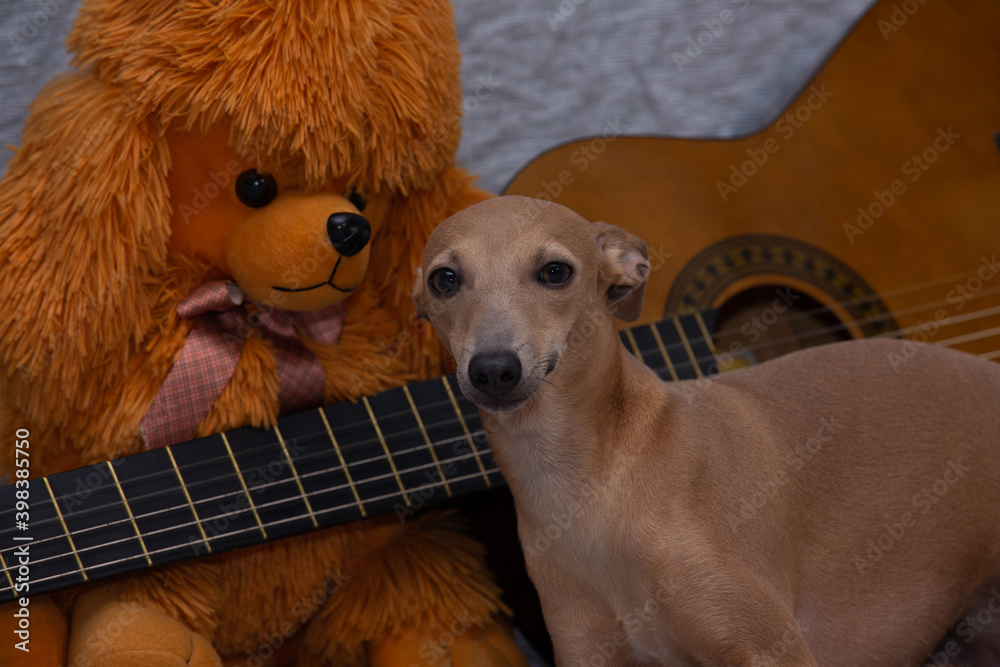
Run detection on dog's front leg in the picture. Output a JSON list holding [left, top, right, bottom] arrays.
[[675, 592, 820, 667], [540, 602, 645, 666]]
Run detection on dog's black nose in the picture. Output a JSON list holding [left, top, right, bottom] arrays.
[[468, 352, 522, 397], [327, 213, 371, 257]]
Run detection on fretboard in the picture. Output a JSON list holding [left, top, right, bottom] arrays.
[[0, 311, 718, 603]]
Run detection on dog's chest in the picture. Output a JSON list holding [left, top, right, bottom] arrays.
[[522, 518, 690, 664]]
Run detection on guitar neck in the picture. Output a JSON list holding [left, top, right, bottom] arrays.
[[0, 311, 718, 603]]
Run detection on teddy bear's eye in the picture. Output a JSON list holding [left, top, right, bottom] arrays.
[[235, 170, 278, 208], [347, 189, 367, 212]]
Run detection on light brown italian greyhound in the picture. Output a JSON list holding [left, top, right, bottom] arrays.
[[413, 195, 1000, 667]]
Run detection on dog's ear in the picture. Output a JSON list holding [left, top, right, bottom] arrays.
[[594, 222, 650, 322]]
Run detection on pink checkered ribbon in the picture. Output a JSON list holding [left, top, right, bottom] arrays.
[[141, 281, 344, 449]]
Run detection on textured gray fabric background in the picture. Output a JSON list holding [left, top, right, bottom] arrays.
[[0, 0, 875, 193]]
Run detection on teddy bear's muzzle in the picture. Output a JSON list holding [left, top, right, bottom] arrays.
[[225, 191, 372, 312]]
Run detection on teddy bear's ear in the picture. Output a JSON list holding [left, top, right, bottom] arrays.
[[0, 73, 172, 388]]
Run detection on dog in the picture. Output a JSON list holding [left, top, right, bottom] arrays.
[[413, 195, 1000, 666]]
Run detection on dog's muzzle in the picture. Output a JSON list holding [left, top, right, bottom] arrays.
[[468, 351, 522, 397]]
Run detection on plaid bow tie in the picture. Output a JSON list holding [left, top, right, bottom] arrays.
[[141, 281, 345, 449]]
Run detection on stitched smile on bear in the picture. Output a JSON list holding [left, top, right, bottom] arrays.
[[167, 124, 390, 312], [268, 200, 373, 295]]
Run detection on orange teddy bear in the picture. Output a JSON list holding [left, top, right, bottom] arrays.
[[0, 1, 526, 665]]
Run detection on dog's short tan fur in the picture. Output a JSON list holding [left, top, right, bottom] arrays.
[[414, 196, 1000, 666]]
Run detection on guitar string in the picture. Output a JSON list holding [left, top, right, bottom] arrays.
[[703, 296, 1000, 366], [707, 268, 998, 342], [2, 286, 998, 544], [11, 293, 1000, 584], [1, 274, 1000, 560], [22, 277, 1000, 512], [4, 303, 1000, 575], [5, 330, 1000, 584], [3, 427, 484, 560], [4, 284, 998, 543], [7, 284, 997, 589], [8, 269, 995, 512], [0, 465, 498, 590], [0, 444, 499, 576], [0, 414, 481, 551]]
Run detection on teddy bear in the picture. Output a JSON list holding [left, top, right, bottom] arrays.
[[0, 1, 526, 665]]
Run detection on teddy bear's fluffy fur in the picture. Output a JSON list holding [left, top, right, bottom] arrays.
[[0, 1, 523, 665]]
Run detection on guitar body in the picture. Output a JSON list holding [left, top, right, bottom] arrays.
[[506, 0, 1000, 362]]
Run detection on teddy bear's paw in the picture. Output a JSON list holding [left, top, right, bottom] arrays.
[[369, 622, 527, 667], [0, 596, 67, 667], [69, 588, 222, 667], [448, 624, 528, 667]]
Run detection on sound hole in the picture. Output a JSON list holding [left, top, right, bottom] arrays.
[[713, 284, 852, 368]]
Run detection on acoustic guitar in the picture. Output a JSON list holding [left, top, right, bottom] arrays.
[[505, 0, 1000, 366]]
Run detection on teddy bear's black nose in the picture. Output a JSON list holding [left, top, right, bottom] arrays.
[[326, 213, 372, 257]]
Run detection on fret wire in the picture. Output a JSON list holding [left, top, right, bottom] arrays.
[[273, 425, 319, 528], [623, 329, 643, 358], [73, 293, 1000, 509], [105, 461, 153, 568], [3, 445, 495, 575], [15, 297, 997, 547], [440, 376, 491, 488], [361, 397, 410, 506], [647, 323, 679, 382], [6, 284, 985, 556], [0, 549, 13, 592], [15, 466, 498, 593], [0, 341, 704, 535], [402, 385, 452, 498], [0, 392, 476, 532], [7, 292, 1000, 579], [6, 288, 1000, 524], [42, 477, 87, 582], [219, 433, 268, 541], [12, 398, 461, 532], [693, 311, 718, 355], [165, 446, 212, 554], [672, 317, 704, 379], [317, 408, 367, 517], [3, 429, 489, 558]]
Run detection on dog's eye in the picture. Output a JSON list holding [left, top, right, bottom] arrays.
[[429, 268, 460, 295], [347, 189, 367, 212], [539, 262, 573, 286], [235, 170, 278, 208]]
